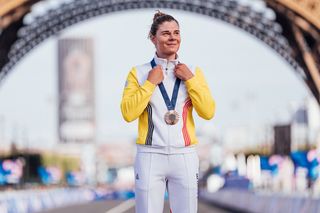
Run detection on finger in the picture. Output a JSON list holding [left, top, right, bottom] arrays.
[[175, 65, 185, 72], [175, 69, 183, 76], [159, 65, 165, 72], [174, 65, 180, 71], [176, 69, 184, 77], [174, 74, 182, 80]]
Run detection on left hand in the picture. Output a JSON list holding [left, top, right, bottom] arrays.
[[174, 63, 194, 81]]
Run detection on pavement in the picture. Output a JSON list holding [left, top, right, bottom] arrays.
[[39, 199, 232, 213]]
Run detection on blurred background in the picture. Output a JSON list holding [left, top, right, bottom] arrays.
[[0, 0, 320, 212]]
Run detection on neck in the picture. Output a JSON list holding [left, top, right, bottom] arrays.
[[156, 52, 176, 61]]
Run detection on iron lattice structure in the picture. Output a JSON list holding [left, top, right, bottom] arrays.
[[0, 0, 319, 102]]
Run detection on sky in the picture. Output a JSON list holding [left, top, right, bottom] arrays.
[[0, 8, 311, 148]]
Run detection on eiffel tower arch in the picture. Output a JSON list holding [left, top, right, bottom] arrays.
[[0, 0, 319, 102]]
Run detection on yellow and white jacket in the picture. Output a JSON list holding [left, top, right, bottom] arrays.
[[121, 55, 215, 154]]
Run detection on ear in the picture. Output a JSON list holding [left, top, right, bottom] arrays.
[[150, 35, 156, 46]]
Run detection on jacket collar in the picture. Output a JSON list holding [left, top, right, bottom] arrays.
[[154, 53, 179, 69]]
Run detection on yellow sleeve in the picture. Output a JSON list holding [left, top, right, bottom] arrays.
[[184, 67, 215, 120], [121, 67, 156, 122]]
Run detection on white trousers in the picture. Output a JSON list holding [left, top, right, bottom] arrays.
[[134, 152, 199, 213]]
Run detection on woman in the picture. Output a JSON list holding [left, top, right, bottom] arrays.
[[121, 11, 215, 213]]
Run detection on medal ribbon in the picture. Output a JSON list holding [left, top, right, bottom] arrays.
[[151, 59, 181, 111]]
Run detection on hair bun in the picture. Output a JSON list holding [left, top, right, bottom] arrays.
[[153, 10, 166, 22]]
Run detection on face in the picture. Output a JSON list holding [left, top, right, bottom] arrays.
[[151, 21, 181, 59]]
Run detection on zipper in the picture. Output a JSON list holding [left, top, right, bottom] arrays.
[[165, 60, 169, 75]]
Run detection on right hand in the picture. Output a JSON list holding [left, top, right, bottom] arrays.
[[147, 65, 164, 85]]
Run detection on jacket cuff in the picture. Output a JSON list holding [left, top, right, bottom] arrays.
[[185, 75, 198, 90], [142, 80, 156, 92]]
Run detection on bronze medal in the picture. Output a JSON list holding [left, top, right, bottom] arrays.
[[164, 110, 179, 125]]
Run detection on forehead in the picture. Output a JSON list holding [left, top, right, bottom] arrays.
[[157, 21, 180, 32]]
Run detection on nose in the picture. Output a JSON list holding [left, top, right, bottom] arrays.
[[169, 34, 177, 40]]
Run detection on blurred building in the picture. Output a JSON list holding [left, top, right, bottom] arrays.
[[58, 38, 96, 144], [291, 97, 320, 151], [223, 126, 272, 154], [273, 97, 320, 153], [274, 124, 291, 155]]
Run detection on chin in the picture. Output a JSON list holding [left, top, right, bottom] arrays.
[[165, 49, 179, 55]]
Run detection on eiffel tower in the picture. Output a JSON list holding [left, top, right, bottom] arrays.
[[0, 0, 319, 101]]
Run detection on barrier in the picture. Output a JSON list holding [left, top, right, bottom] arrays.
[[199, 189, 320, 213], [0, 188, 95, 213]]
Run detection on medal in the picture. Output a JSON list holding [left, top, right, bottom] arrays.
[[151, 58, 181, 125], [164, 110, 179, 125]]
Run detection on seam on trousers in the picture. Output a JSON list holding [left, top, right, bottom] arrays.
[[183, 153, 191, 213], [166, 178, 170, 212], [166, 155, 171, 213], [147, 153, 153, 213]]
